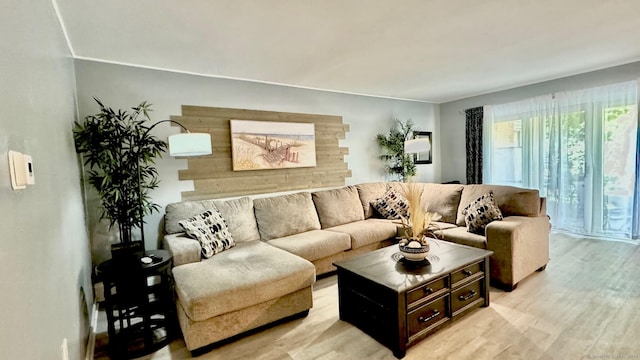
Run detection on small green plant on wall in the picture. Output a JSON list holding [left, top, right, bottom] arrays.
[[375, 119, 416, 182]]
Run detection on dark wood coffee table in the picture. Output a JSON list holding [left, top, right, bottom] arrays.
[[334, 241, 493, 358]]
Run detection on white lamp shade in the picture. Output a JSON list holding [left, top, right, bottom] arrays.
[[168, 133, 212, 156], [404, 138, 431, 154]]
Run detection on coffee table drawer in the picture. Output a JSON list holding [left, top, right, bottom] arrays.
[[451, 261, 482, 286], [407, 294, 449, 339], [406, 276, 448, 308], [451, 278, 483, 315]]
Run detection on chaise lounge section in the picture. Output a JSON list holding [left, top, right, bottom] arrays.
[[163, 197, 316, 352]]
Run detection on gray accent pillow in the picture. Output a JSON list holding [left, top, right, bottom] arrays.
[[462, 191, 503, 234], [253, 192, 321, 240], [457, 184, 540, 226], [371, 187, 409, 220], [179, 209, 235, 258]]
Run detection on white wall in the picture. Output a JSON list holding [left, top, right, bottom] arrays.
[[0, 1, 93, 359], [439, 61, 640, 184], [74, 60, 439, 256]]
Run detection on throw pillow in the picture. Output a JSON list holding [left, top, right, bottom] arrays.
[[371, 187, 409, 220], [462, 191, 503, 234], [179, 209, 235, 258]]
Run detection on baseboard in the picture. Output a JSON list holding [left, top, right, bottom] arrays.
[[85, 299, 98, 360]]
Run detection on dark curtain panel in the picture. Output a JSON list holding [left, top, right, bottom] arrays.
[[465, 107, 483, 184]]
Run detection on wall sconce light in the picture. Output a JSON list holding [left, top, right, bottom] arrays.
[[404, 131, 432, 164], [404, 138, 431, 153]]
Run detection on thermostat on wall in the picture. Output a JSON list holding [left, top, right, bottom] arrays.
[[8, 150, 34, 190]]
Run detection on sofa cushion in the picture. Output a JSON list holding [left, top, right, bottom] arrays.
[[312, 186, 365, 228], [456, 185, 541, 226], [326, 219, 398, 249], [213, 197, 260, 243], [172, 240, 315, 322], [430, 221, 458, 232], [420, 183, 464, 224], [179, 209, 235, 258], [437, 227, 487, 249], [371, 187, 410, 220], [254, 192, 321, 240], [165, 199, 218, 235], [462, 191, 503, 234], [355, 182, 389, 218], [266, 230, 351, 261]]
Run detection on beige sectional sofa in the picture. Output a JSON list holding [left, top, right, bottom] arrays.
[[163, 182, 550, 353]]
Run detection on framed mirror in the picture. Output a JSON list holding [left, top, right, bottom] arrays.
[[412, 131, 432, 164]]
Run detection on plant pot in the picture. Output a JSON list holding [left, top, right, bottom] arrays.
[[399, 240, 429, 262], [111, 240, 144, 260]]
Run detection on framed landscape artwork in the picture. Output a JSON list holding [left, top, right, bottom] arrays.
[[230, 120, 317, 171], [413, 131, 432, 164]]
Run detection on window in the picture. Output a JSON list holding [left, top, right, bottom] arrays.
[[492, 119, 522, 186], [484, 81, 639, 240]]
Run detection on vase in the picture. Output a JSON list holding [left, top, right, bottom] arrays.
[[399, 240, 430, 262]]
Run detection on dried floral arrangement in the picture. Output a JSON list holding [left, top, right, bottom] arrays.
[[398, 182, 442, 247]]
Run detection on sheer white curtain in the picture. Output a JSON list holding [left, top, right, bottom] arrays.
[[484, 81, 639, 241]]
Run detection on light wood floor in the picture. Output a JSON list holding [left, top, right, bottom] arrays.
[[94, 232, 640, 360]]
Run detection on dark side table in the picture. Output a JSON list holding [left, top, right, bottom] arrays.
[[96, 249, 175, 359]]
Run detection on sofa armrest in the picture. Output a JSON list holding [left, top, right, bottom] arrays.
[[539, 197, 547, 216], [485, 216, 550, 289], [163, 233, 201, 267]]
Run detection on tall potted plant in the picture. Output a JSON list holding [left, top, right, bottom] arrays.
[[73, 98, 167, 245], [375, 119, 417, 181]]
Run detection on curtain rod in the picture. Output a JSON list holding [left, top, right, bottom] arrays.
[[459, 106, 484, 115]]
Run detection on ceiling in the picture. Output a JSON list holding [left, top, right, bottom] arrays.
[[54, 0, 640, 103]]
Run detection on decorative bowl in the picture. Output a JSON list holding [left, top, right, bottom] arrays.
[[399, 240, 430, 262]]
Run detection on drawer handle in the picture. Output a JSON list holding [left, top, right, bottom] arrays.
[[462, 269, 473, 276], [418, 310, 440, 323], [458, 290, 477, 301], [423, 287, 434, 295]]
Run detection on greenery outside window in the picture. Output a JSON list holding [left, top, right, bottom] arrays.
[[484, 81, 639, 241]]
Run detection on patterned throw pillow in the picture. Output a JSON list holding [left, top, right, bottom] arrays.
[[370, 187, 409, 220], [462, 191, 503, 234], [179, 209, 235, 258]]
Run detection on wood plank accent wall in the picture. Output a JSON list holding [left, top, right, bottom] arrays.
[[173, 105, 351, 201]]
